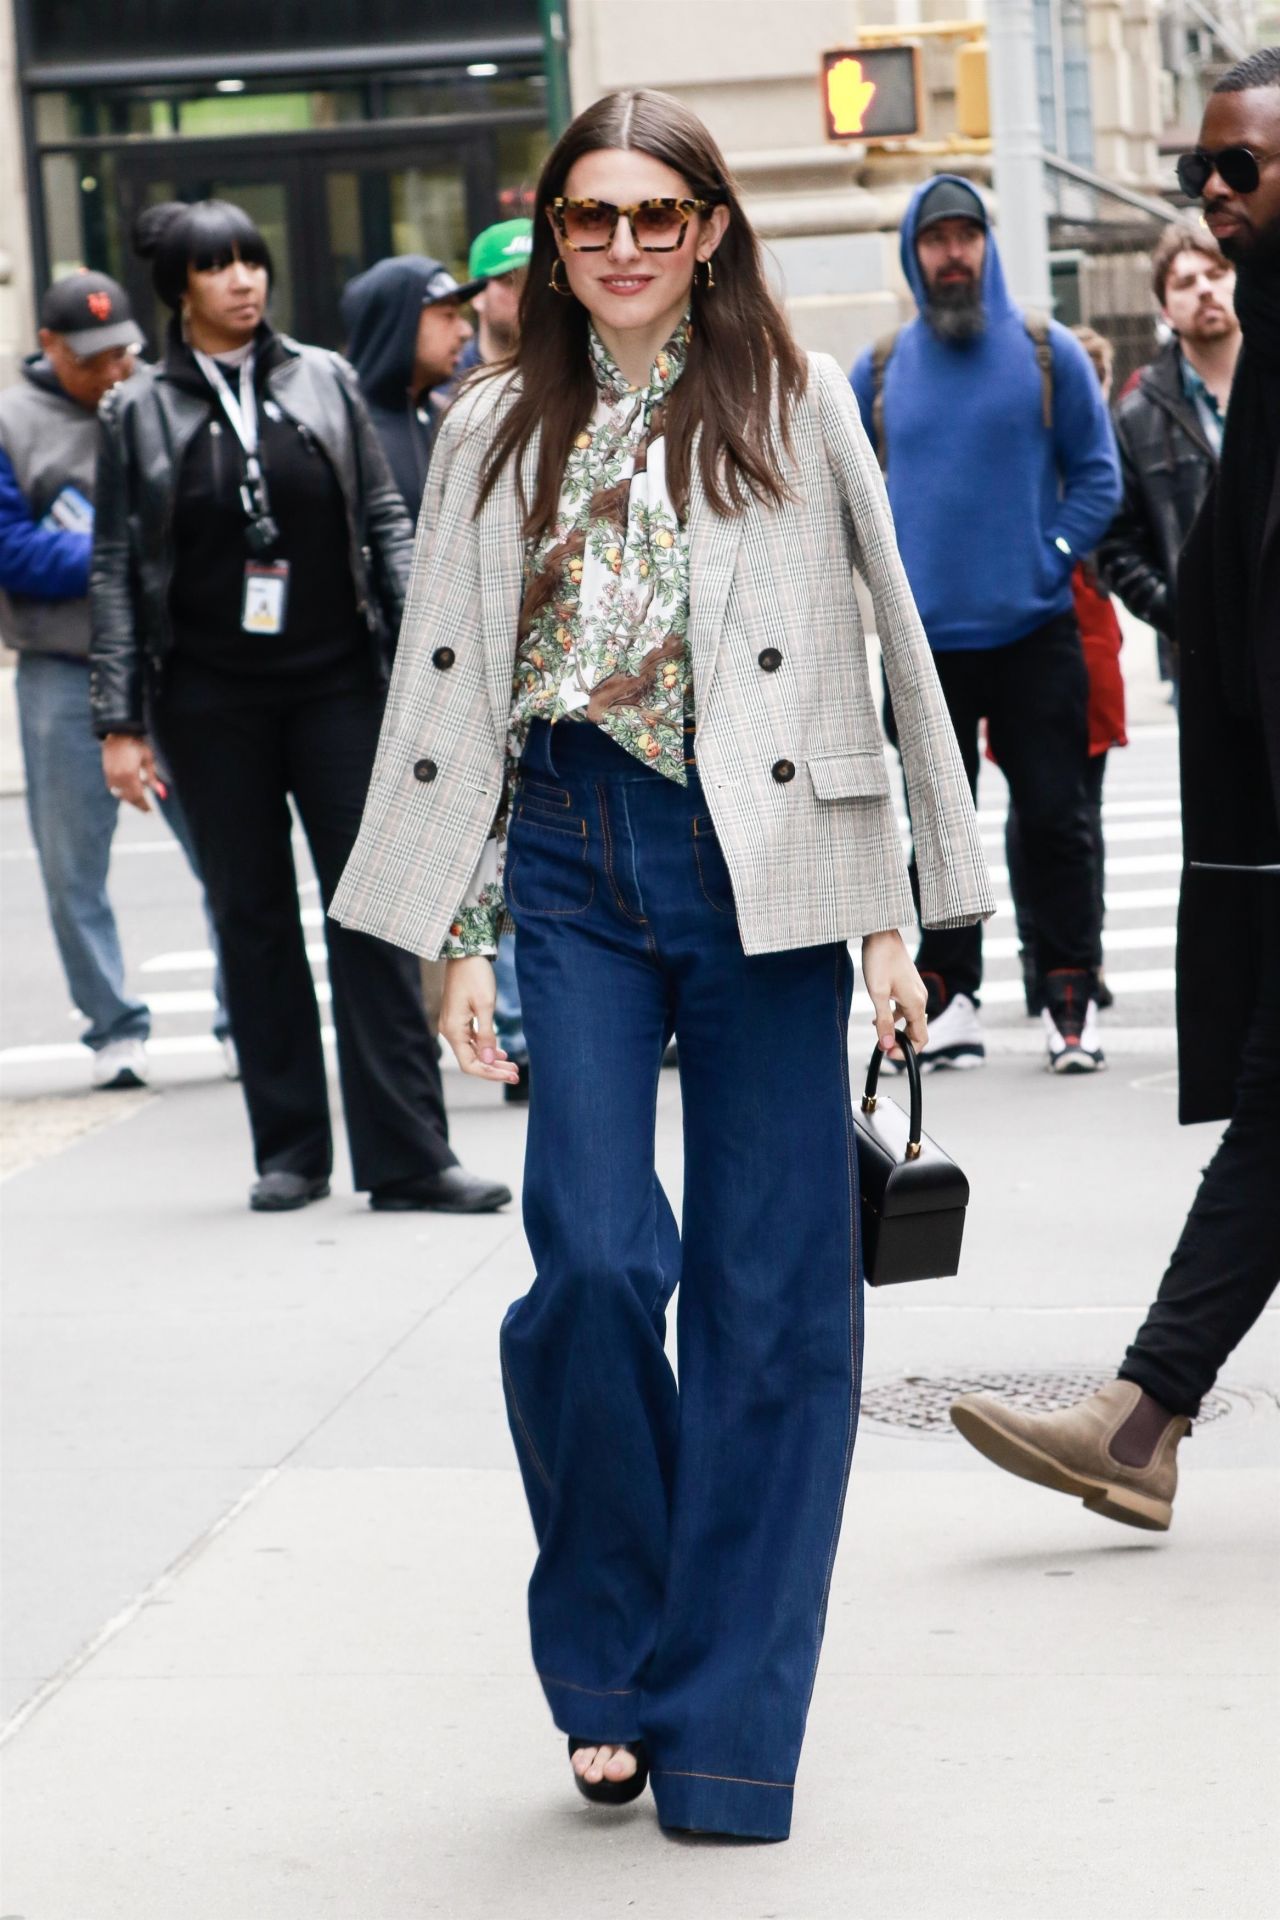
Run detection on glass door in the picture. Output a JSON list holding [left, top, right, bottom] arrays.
[[115, 153, 304, 355]]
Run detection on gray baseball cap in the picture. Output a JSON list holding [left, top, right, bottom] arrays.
[[915, 179, 989, 235]]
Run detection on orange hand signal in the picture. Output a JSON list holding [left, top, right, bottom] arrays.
[[827, 57, 878, 136]]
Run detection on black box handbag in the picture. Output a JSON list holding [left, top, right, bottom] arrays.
[[854, 1035, 969, 1285]]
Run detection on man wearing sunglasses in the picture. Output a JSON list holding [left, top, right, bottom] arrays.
[[953, 46, 1280, 1534]]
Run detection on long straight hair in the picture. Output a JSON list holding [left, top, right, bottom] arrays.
[[475, 90, 808, 538]]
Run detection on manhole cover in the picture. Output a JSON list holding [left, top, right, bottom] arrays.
[[861, 1369, 1233, 1435]]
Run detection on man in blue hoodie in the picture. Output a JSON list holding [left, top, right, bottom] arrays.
[[852, 177, 1121, 1075]]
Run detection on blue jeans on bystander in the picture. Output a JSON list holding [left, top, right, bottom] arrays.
[[16, 650, 228, 1051]]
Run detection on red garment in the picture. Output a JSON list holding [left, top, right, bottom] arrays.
[[982, 563, 1127, 767], [1073, 563, 1127, 756]]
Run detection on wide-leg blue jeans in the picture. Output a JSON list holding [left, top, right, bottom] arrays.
[[501, 720, 863, 1840]]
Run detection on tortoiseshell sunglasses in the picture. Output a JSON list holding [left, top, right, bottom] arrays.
[[549, 196, 717, 252]]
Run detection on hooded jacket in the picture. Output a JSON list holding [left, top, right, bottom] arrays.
[[341, 257, 439, 517], [0, 355, 104, 657], [850, 177, 1121, 652]]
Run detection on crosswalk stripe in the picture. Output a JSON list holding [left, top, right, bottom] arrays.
[[984, 927, 1175, 961], [978, 966, 1175, 1005], [140, 943, 328, 975]]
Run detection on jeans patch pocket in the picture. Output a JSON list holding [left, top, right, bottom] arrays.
[[507, 805, 595, 917], [519, 776, 573, 816], [692, 814, 736, 915]]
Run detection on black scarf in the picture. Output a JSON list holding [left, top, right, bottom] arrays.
[[1213, 253, 1280, 717]]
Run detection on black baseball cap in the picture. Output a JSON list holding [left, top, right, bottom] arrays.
[[420, 260, 486, 308], [40, 271, 143, 357], [915, 179, 989, 235]]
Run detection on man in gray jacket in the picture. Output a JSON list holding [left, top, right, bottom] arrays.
[[0, 272, 229, 1088]]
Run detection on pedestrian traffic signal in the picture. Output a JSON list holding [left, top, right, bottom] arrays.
[[821, 46, 922, 142]]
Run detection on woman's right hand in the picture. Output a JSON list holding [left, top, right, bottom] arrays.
[[102, 734, 160, 813], [439, 956, 521, 1084]]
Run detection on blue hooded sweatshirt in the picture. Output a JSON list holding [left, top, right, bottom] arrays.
[[850, 177, 1121, 652]]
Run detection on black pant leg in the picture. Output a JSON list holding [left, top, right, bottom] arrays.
[[1004, 806, 1037, 957], [912, 651, 987, 1003], [155, 696, 332, 1178], [986, 615, 1098, 982], [1084, 751, 1107, 971], [1120, 904, 1280, 1417], [284, 685, 457, 1192]]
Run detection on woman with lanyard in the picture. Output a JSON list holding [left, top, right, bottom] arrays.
[[334, 94, 992, 1837], [91, 199, 510, 1218]]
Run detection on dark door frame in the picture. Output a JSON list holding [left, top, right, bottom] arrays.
[[106, 123, 506, 349]]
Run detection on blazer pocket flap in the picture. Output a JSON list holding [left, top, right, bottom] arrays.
[[806, 751, 891, 800]]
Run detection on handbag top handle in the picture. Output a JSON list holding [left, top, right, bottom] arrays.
[[861, 1035, 923, 1161]]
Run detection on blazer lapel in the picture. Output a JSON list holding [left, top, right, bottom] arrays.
[[476, 427, 539, 749], [686, 442, 743, 715]]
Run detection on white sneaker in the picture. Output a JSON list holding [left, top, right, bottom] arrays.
[[1042, 998, 1106, 1074], [92, 1036, 149, 1091], [220, 1035, 241, 1082], [918, 992, 985, 1071]]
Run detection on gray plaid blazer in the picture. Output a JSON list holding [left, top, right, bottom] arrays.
[[331, 351, 994, 958]]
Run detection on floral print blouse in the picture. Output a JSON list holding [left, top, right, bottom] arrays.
[[442, 315, 695, 959]]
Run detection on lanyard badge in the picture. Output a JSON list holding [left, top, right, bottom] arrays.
[[195, 349, 281, 554]]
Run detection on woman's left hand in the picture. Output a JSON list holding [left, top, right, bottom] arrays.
[[861, 929, 928, 1055]]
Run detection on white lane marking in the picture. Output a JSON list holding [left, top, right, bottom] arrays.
[[1, 1026, 339, 1068], [984, 926, 1176, 961], [980, 817, 1181, 850], [141, 943, 328, 974], [972, 797, 1182, 826], [993, 886, 1180, 915], [68, 980, 334, 1018], [978, 966, 1175, 1005], [987, 851, 1183, 882]]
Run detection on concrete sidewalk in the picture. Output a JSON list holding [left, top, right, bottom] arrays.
[[2, 1041, 1277, 1918]]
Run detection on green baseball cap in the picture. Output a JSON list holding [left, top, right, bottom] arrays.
[[469, 218, 534, 282]]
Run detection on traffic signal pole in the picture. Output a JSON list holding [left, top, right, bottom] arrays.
[[986, 0, 1052, 309]]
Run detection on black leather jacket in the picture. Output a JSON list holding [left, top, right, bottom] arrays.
[[90, 324, 415, 736], [1096, 340, 1218, 642]]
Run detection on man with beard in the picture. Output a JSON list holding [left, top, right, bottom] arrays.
[[340, 256, 480, 516], [452, 219, 532, 378], [952, 48, 1280, 1532], [1099, 223, 1240, 691], [852, 177, 1121, 1074]]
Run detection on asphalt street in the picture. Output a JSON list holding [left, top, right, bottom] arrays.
[[1, 628, 1277, 1919]]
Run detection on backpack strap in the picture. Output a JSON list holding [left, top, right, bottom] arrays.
[[869, 326, 903, 473], [1022, 308, 1055, 434]]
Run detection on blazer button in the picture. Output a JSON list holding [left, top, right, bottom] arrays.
[[771, 758, 796, 784], [758, 647, 783, 672], [432, 646, 456, 670], [412, 757, 438, 783]]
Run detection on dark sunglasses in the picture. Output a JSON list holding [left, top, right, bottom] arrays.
[[1175, 145, 1280, 198], [549, 196, 718, 253]]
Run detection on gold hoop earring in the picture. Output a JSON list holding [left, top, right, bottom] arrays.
[[700, 257, 717, 293], [549, 258, 572, 297]]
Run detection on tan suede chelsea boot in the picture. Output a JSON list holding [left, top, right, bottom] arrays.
[[949, 1379, 1191, 1531]]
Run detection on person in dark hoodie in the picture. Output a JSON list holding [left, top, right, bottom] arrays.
[[952, 48, 1280, 1534], [91, 201, 510, 1217], [340, 256, 481, 516], [0, 270, 231, 1090], [851, 176, 1121, 1076]]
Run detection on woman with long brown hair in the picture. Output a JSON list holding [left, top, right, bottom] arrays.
[[334, 90, 991, 1839]]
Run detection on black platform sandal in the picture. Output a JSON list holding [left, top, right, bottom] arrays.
[[567, 1737, 650, 1806]]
